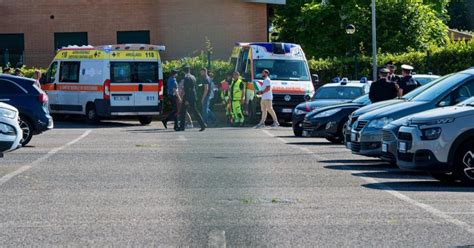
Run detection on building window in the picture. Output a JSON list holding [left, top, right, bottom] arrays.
[[117, 31, 150, 44], [0, 34, 24, 67], [59, 61, 81, 83], [54, 32, 88, 51]]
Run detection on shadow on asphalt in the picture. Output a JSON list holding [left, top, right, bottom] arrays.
[[54, 121, 140, 129], [320, 159, 379, 164], [352, 171, 428, 179], [286, 142, 341, 146], [362, 181, 474, 192]]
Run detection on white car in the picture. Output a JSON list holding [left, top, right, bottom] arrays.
[[0, 102, 22, 157]]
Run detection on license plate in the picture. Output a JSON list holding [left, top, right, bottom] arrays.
[[282, 108, 293, 113], [399, 142, 407, 153], [382, 143, 388, 152], [351, 133, 357, 142], [114, 96, 130, 101]]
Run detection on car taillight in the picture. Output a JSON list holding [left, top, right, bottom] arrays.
[[103, 79, 111, 100], [38, 93, 48, 104], [158, 79, 164, 100]]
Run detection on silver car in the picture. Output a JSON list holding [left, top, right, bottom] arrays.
[[397, 97, 474, 184], [350, 70, 474, 157], [0, 102, 22, 157]]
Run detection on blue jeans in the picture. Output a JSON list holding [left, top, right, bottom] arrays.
[[202, 96, 216, 124]]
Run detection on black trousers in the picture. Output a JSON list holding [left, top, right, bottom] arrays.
[[164, 96, 178, 128], [178, 98, 205, 130]]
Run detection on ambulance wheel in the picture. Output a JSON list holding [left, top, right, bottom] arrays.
[[85, 104, 100, 124], [139, 116, 153, 125], [19, 115, 33, 146]]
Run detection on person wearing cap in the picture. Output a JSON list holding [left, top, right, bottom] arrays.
[[398, 64, 420, 96], [385, 61, 400, 84], [177, 66, 206, 132], [369, 68, 400, 103], [162, 69, 180, 130], [2, 67, 11, 74]]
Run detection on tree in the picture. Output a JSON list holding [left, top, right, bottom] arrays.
[[447, 0, 474, 31], [273, 0, 448, 58]]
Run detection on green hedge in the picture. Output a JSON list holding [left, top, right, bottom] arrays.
[[1, 65, 46, 78], [309, 40, 474, 82]]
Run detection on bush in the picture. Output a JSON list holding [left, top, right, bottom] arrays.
[[309, 40, 474, 83], [1, 65, 46, 78]]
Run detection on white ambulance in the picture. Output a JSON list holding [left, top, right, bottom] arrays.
[[230, 42, 316, 122], [41, 44, 165, 125]]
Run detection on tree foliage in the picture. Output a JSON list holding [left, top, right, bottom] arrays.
[[447, 0, 474, 31], [273, 0, 449, 58]]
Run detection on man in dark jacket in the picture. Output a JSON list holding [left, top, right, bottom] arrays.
[[178, 66, 206, 132], [369, 68, 400, 103], [398, 64, 420, 96]]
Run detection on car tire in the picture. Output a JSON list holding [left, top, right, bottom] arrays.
[[85, 104, 100, 124], [453, 141, 474, 185], [293, 124, 303, 137], [139, 116, 153, 125], [429, 172, 456, 183], [19, 115, 33, 146]]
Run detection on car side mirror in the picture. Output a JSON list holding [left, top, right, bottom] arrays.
[[312, 74, 319, 84]]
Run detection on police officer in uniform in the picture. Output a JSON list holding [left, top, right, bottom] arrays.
[[369, 68, 400, 103], [398, 64, 420, 96], [177, 65, 206, 132], [386, 61, 400, 84]]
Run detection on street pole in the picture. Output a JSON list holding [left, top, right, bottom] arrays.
[[371, 0, 377, 81]]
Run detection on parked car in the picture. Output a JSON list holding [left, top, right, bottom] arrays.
[[0, 102, 22, 157], [0, 75, 53, 146], [292, 79, 370, 136], [380, 115, 413, 164], [350, 69, 474, 158], [412, 74, 440, 85], [301, 94, 371, 143], [345, 75, 442, 149], [397, 97, 474, 185]]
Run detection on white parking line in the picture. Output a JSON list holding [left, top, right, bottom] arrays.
[[208, 230, 226, 248], [0, 130, 92, 187], [261, 129, 474, 235]]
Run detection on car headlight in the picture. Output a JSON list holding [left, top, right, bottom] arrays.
[[421, 127, 442, 140], [0, 123, 16, 136], [294, 109, 308, 115], [367, 117, 394, 129], [313, 109, 341, 119], [0, 108, 16, 119]]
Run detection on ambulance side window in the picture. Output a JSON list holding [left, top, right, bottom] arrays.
[[111, 62, 132, 83], [44, 62, 58, 84], [230, 58, 238, 72], [59, 61, 80, 83]]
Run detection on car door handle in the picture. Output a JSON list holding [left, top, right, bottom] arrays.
[[0, 99, 10, 102]]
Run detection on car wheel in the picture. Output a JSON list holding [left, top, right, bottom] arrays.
[[139, 116, 153, 125], [19, 116, 33, 146], [293, 123, 303, 137], [326, 137, 343, 144], [86, 104, 100, 124], [429, 172, 456, 183], [454, 141, 474, 185]]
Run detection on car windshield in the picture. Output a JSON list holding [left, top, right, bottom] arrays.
[[254, 59, 310, 81], [352, 94, 370, 104], [314, 86, 364, 100], [411, 73, 471, 102], [401, 74, 450, 100]]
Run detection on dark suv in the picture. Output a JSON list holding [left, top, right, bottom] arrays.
[[0, 75, 53, 146]]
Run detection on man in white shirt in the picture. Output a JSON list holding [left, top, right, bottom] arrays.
[[255, 69, 279, 128]]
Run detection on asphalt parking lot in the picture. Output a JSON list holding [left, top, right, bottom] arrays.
[[0, 121, 473, 247]]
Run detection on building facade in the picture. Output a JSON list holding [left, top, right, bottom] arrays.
[[0, 0, 285, 68]]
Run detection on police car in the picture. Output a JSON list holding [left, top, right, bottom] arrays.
[[41, 44, 165, 125]]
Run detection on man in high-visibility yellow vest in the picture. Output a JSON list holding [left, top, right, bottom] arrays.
[[229, 71, 246, 127]]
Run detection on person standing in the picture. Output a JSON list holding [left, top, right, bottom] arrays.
[[386, 61, 400, 84], [162, 69, 180, 130], [178, 66, 206, 132], [398, 64, 420, 96], [200, 68, 216, 126], [33, 70, 42, 88], [229, 71, 246, 127], [220, 73, 232, 123], [255, 69, 279, 128], [369, 68, 400, 103]]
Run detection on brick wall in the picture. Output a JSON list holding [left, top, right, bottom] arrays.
[[0, 0, 267, 67]]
